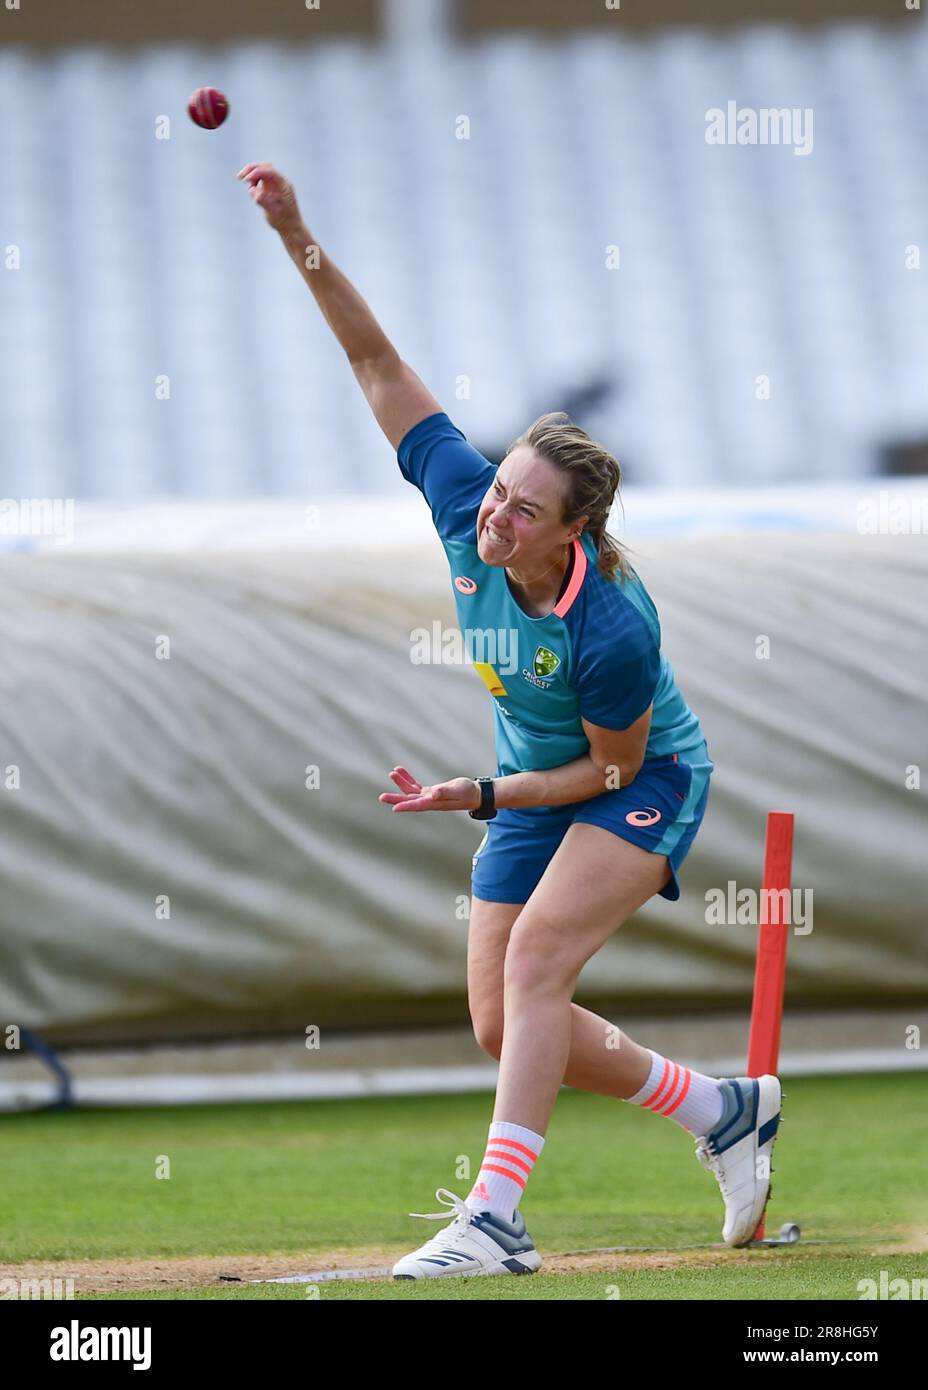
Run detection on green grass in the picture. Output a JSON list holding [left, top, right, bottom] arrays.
[[1, 1072, 925, 1299]]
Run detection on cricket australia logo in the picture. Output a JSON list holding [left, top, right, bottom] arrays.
[[523, 645, 561, 690]]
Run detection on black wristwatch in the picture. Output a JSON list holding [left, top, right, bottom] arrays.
[[468, 777, 497, 820]]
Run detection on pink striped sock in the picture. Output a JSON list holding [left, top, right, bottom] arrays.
[[465, 1120, 545, 1221], [625, 1048, 724, 1137]]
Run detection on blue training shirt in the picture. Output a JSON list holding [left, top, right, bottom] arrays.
[[398, 412, 706, 783]]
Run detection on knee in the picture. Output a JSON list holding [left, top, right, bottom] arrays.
[[500, 934, 566, 1000], [471, 1011, 504, 1061], [504, 921, 574, 997]]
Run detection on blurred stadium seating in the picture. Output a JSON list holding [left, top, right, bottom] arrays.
[[1, 21, 926, 499]]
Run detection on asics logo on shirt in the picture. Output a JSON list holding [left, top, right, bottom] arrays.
[[455, 575, 478, 594]]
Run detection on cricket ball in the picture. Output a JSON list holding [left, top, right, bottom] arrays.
[[188, 87, 229, 130]]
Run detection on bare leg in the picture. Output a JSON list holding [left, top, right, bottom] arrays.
[[493, 825, 671, 1135], [565, 1005, 653, 1098], [469, 897, 656, 1100]]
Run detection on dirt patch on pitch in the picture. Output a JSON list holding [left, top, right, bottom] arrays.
[[0, 1244, 755, 1294], [872, 1226, 928, 1256], [0, 1248, 402, 1295], [542, 1248, 744, 1275]]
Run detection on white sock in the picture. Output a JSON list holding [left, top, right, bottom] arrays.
[[466, 1120, 545, 1221], [625, 1048, 725, 1137]]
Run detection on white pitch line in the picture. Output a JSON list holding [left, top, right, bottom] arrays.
[[254, 1268, 394, 1284]]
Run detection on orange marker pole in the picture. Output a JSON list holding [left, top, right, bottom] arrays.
[[746, 811, 794, 1240]]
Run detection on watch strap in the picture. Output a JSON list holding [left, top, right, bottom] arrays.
[[468, 776, 497, 820]]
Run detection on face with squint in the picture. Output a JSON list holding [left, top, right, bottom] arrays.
[[476, 446, 584, 573]]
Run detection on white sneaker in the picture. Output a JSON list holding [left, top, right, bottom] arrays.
[[695, 1074, 782, 1247], [392, 1188, 543, 1280]]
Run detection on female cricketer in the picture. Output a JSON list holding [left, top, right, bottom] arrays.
[[239, 161, 782, 1280]]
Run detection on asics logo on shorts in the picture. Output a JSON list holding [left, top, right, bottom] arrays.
[[626, 806, 662, 826]]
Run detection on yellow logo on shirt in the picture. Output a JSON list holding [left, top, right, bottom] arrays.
[[472, 662, 508, 697]]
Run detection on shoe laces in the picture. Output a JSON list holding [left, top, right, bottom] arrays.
[[695, 1136, 733, 1197], [407, 1188, 475, 1250]]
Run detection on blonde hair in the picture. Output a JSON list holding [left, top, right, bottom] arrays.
[[508, 412, 631, 582]]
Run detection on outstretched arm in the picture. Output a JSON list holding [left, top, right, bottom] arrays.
[[238, 161, 441, 449], [379, 755, 611, 815], [380, 709, 653, 813]]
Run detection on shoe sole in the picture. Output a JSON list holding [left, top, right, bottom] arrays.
[[394, 1250, 543, 1280], [727, 1073, 782, 1248]]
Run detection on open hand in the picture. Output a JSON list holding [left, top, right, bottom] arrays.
[[237, 162, 302, 234], [379, 766, 481, 813]]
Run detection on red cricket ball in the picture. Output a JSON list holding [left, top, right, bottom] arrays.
[[188, 87, 229, 130]]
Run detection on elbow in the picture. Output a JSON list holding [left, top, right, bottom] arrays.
[[349, 345, 400, 377], [594, 757, 642, 791]]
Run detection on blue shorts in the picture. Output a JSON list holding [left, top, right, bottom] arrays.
[[470, 740, 713, 906]]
